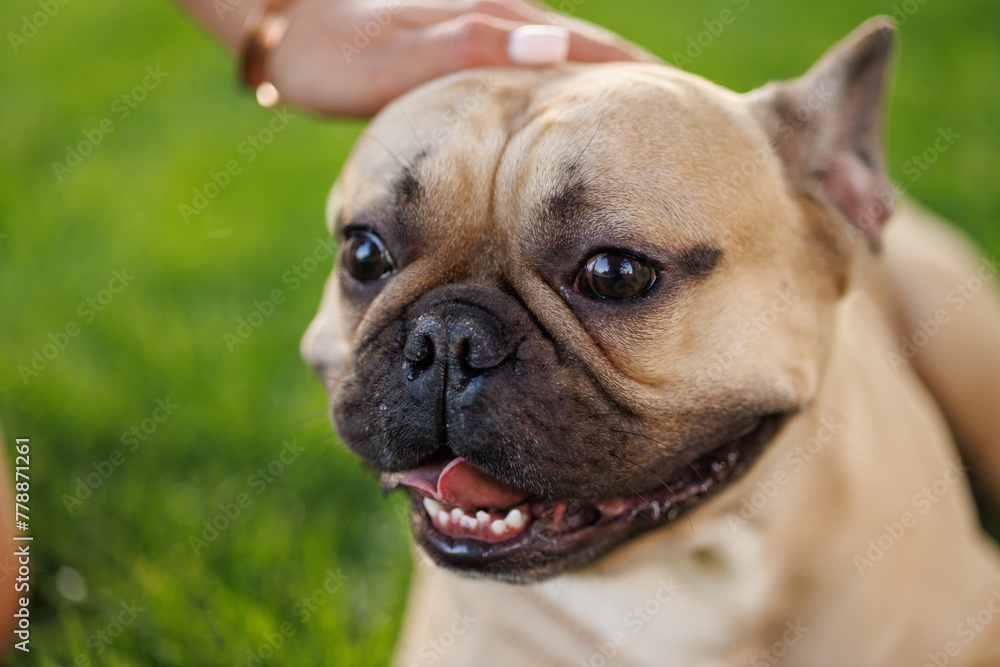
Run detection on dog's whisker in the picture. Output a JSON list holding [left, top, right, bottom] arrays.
[[398, 104, 422, 147], [610, 429, 706, 485], [590, 460, 658, 526], [360, 131, 407, 172], [570, 111, 605, 173], [606, 450, 684, 506]]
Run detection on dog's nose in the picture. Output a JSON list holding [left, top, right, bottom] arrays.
[[403, 304, 512, 392]]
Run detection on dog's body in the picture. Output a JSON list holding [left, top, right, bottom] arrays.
[[391, 202, 1000, 666], [303, 18, 1000, 665]]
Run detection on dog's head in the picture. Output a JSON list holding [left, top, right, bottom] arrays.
[[303, 18, 895, 581]]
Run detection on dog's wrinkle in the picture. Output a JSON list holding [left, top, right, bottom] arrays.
[[346, 258, 460, 364], [510, 270, 666, 418], [484, 89, 537, 250], [496, 279, 566, 365], [511, 252, 688, 410]]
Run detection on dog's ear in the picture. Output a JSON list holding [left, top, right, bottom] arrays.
[[747, 17, 896, 246]]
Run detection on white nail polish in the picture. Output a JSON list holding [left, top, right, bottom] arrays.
[[508, 25, 570, 66]]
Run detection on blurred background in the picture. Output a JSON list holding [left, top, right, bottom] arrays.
[[1, 0, 998, 664]]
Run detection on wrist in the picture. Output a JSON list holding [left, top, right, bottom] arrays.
[[173, 0, 258, 52], [239, 0, 299, 106]]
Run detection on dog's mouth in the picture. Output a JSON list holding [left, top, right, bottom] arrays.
[[380, 413, 788, 580]]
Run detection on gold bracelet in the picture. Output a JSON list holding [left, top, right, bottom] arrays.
[[240, 0, 297, 107]]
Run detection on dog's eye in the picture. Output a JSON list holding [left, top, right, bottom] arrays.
[[343, 230, 395, 282], [577, 252, 655, 299]]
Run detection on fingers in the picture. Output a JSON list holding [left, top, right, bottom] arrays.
[[367, 13, 558, 110], [396, 0, 549, 26], [278, 0, 661, 116], [418, 13, 526, 70], [356, 13, 521, 113], [396, 0, 657, 64], [558, 15, 661, 63], [364, 9, 657, 115], [566, 29, 657, 63], [508, 25, 570, 65]]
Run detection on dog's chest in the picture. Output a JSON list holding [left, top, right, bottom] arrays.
[[444, 520, 776, 666]]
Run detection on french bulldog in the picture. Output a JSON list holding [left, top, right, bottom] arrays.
[[302, 17, 1000, 666]]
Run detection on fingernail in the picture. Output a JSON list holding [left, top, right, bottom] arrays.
[[508, 25, 570, 66]]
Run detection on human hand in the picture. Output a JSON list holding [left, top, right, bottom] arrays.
[[265, 0, 659, 116]]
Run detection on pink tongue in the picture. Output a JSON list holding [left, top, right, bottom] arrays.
[[400, 457, 529, 510]]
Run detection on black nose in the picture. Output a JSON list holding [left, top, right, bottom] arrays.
[[403, 302, 513, 400]]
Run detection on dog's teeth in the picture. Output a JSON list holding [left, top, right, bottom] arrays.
[[422, 498, 530, 541], [505, 508, 525, 529], [423, 497, 444, 516]]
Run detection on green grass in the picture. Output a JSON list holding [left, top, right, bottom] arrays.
[[1, 0, 997, 664]]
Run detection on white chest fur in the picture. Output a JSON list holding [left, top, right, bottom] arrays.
[[526, 520, 774, 666]]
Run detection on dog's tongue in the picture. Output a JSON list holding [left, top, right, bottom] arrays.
[[400, 457, 528, 510]]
